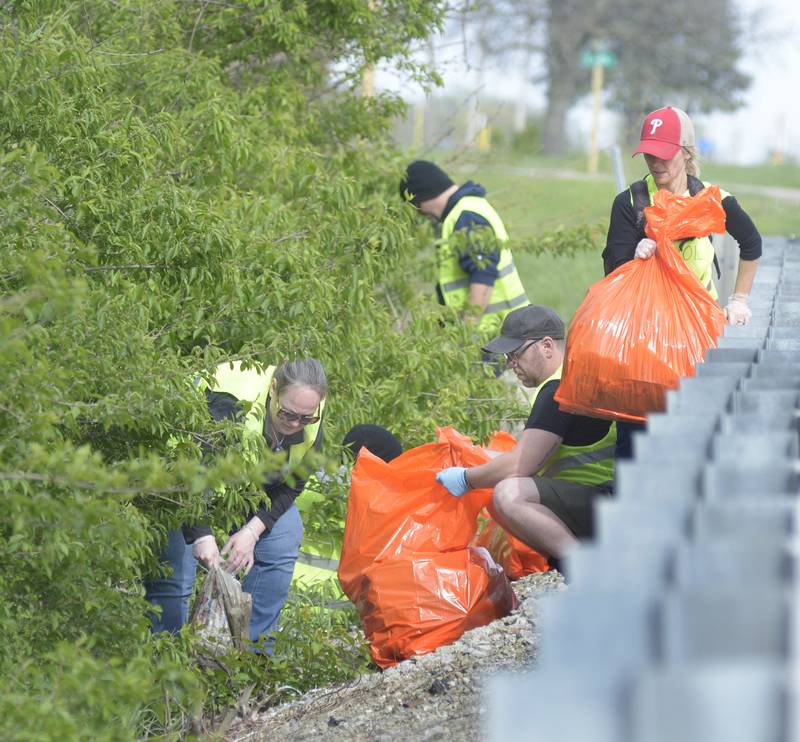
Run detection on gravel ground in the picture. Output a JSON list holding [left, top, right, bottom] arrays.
[[227, 570, 565, 742]]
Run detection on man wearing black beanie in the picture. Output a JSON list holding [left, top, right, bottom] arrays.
[[399, 160, 529, 337]]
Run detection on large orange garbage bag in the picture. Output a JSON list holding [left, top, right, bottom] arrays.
[[338, 427, 518, 668], [555, 186, 727, 422]]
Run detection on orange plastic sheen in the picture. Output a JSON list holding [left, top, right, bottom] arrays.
[[470, 518, 550, 579], [555, 186, 727, 422], [464, 429, 549, 579], [338, 427, 519, 668]]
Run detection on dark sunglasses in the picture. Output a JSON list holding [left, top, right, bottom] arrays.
[[504, 339, 541, 364], [276, 402, 320, 426]]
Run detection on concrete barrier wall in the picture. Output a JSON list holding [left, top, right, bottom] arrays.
[[490, 236, 800, 742]]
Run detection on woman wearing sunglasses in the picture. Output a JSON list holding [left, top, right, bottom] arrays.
[[145, 357, 327, 650]]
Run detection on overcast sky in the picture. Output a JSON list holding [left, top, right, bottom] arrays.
[[697, 0, 800, 164], [378, 0, 800, 165]]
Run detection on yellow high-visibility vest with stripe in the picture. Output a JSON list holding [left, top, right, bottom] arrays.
[[292, 480, 348, 604], [633, 174, 729, 300], [534, 366, 616, 488], [439, 195, 529, 333]]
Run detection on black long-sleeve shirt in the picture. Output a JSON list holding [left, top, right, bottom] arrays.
[[602, 186, 762, 276], [182, 391, 323, 543]]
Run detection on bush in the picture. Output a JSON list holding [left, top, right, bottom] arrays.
[[0, 2, 533, 737]]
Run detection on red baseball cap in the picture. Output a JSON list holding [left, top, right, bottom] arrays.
[[633, 106, 695, 160]]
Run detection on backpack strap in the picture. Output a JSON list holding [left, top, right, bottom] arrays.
[[687, 174, 704, 196], [630, 179, 649, 233]]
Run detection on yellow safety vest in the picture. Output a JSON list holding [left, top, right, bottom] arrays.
[[633, 174, 730, 300], [535, 366, 616, 488], [439, 195, 529, 333], [292, 479, 347, 601]]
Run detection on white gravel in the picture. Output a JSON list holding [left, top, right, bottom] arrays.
[[227, 570, 565, 742]]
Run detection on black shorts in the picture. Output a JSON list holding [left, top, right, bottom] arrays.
[[535, 477, 613, 539]]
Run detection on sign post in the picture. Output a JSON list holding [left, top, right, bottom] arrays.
[[580, 45, 617, 174]]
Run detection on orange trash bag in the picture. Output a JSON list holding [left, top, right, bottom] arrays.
[[338, 427, 518, 668], [470, 517, 550, 580], [555, 186, 727, 422]]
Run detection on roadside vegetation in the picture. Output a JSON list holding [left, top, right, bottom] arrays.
[[2, 3, 796, 740]]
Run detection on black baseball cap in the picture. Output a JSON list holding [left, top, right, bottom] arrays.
[[482, 305, 565, 355]]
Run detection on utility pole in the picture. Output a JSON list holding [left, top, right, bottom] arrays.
[[580, 42, 617, 174]]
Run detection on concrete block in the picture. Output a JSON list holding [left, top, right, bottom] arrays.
[[634, 434, 712, 461], [703, 463, 800, 499], [719, 411, 799, 433], [614, 461, 703, 501], [594, 500, 691, 545], [705, 347, 758, 363], [537, 589, 659, 673], [768, 338, 800, 351], [630, 662, 784, 742], [732, 390, 800, 414], [769, 326, 800, 339], [666, 377, 738, 414], [489, 670, 626, 742], [722, 325, 769, 339], [743, 376, 800, 391], [753, 362, 800, 375], [758, 350, 800, 364], [564, 542, 674, 590], [659, 587, 788, 661], [672, 540, 789, 587], [646, 413, 719, 436], [690, 499, 797, 541], [717, 336, 767, 349], [710, 431, 799, 462], [694, 362, 751, 378]]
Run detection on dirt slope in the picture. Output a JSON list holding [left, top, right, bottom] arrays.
[[228, 571, 564, 742]]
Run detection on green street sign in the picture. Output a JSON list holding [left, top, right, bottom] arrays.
[[580, 49, 618, 69]]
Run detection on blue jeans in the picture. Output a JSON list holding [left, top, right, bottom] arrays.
[[144, 528, 197, 634], [144, 507, 303, 648], [244, 505, 303, 648]]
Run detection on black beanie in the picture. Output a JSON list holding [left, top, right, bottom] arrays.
[[399, 160, 454, 207], [341, 424, 404, 464]]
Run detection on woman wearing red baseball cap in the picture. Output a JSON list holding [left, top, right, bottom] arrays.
[[601, 105, 762, 458]]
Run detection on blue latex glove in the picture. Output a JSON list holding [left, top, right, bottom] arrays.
[[436, 467, 470, 497]]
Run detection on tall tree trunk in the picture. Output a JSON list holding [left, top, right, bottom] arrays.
[[541, 77, 576, 154], [540, 0, 595, 155]]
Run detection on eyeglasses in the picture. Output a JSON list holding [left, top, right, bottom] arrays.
[[276, 402, 320, 426], [504, 339, 540, 364]]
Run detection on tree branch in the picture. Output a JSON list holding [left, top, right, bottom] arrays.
[[0, 471, 187, 502]]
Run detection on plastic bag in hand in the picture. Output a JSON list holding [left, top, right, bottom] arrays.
[[555, 186, 726, 422], [189, 567, 252, 655]]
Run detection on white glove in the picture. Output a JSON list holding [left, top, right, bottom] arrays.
[[725, 293, 752, 326], [634, 238, 656, 260], [192, 534, 221, 569]]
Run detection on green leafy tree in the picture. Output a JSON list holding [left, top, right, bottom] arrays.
[[472, 0, 752, 154], [1, 1, 532, 738]]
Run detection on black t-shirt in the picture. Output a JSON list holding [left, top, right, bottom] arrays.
[[525, 380, 612, 446]]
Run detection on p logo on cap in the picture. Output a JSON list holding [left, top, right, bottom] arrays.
[[634, 106, 695, 161]]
